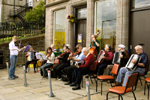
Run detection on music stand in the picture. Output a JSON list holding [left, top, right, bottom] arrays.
[[22, 45, 31, 65], [35, 52, 48, 84], [35, 52, 47, 61]]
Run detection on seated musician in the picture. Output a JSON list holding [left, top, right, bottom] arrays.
[[103, 44, 129, 76], [64, 44, 85, 85], [25, 46, 37, 73], [69, 47, 96, 90], [40, 47, 55, 77], [97, 44, 113, 75], [53, 45, 71, 80], [115, 45, 148, 86], [90, 35, 100, 54], [51, 44, 57, 52]]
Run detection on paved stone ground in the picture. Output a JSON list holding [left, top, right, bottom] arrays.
[[0, 67, 149, 100]]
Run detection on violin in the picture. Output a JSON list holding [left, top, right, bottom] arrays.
[[89, 30, 100, 55], [68, 51, 81, 59], [14, 40, 23, 48], [54, 51, 68, 64], [57, 51, 67, 58], [47, 52, 52, 57]]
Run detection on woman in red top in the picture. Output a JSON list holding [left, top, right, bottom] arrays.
[[97, 44, 113, 75]]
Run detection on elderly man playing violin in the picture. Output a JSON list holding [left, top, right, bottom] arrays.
[[64, 44, 85, 85], [40, 47, 55, 77], [70, 47, 96, 90]]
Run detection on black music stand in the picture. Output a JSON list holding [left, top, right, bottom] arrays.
[[22, 45, 31, 65]]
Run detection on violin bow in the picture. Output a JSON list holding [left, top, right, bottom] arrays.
[[19, 40, 22, 49]]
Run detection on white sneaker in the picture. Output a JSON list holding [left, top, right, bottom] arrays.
[[59, 78, 62, 81]]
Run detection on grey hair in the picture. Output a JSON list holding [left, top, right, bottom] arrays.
[[105, 44, 110, 49], [83, 47, 89, 52], [135, 45, 143, 50]]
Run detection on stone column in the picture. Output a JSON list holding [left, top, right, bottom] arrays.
[[116, 0, 130, 50], [45, 7, 53, 50], [66, 3, 74, 51], [86, 0, 94, 47]]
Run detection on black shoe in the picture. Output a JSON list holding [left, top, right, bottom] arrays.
[[72, 85, 81, 90], [65, 81, 72, 85], [14, 75, 19, 78], [70, 82, 77, 87], [10, 77, 15, 80]]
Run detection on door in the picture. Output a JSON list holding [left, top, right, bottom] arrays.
[[130, 9, 150, 59], [76, 20, 86, 47]]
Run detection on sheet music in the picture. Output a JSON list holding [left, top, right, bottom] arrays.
[[35, 52, 47, 60]]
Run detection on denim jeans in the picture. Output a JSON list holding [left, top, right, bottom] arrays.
[[40, 63, 53, 77], [10, 55, 18, 77]]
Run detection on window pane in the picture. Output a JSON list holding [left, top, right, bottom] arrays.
[[77, 8, 87, 19], [54, 9, 66, 50], [95, 0, 117, 51], [132, 0, 150, 9]]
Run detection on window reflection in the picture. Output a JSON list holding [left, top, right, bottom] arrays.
[[77, 8, 87, 19], [95, 0, 117, 51], [133, 0, 150, 8], [54, 9, 66, 50]]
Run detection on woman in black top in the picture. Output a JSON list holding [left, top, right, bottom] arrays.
[[53, 45, 71, 80]]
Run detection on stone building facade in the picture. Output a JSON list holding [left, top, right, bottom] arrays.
[[45, 0, 150, 59]]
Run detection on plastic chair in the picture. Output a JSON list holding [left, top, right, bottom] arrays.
[[144, 77, 150, 99], [106, 72, 139, 100], [96, 64, 120, 95]]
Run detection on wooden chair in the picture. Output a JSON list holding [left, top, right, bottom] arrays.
[[139, 60, 149, 85], [96, 64, 120, 95], [106, 72, 139, 100]]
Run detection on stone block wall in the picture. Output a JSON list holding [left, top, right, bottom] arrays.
[[0, 35, 45, 68]]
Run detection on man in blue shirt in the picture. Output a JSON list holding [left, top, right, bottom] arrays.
[[64, 44, 85, 85], [115, 45, 148, 87]]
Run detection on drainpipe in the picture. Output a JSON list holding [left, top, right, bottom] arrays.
[[13, 0, 15, 22]]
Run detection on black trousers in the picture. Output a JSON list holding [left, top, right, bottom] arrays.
[[72, 68, 93, 85], [25, 59, 37, 71], [53, 63, 67, 78], [64, 65, 76, 82]]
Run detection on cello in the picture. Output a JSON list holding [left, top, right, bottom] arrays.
[[89, 30, 100, 55]]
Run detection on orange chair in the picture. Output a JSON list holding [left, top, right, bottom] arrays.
[[96, 64, 120, 95], [144, 78, 150, 99], [106, 72, 139, 100], [139, 60, 149, 85]]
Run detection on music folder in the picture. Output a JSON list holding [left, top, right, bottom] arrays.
[[35, 52, 47, 60]]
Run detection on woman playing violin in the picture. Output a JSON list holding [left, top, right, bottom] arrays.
[[40, 47, 55, 77], [9, 36, 26, 80], [53, 45, 71, 80]]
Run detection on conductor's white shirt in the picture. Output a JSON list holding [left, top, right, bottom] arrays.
[[9, 41, 19, 56]]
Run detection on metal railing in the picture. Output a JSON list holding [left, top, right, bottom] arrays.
[[0, 21, 45, 43]]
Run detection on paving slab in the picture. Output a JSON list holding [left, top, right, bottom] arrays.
[[0, 67, 150, 100]]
